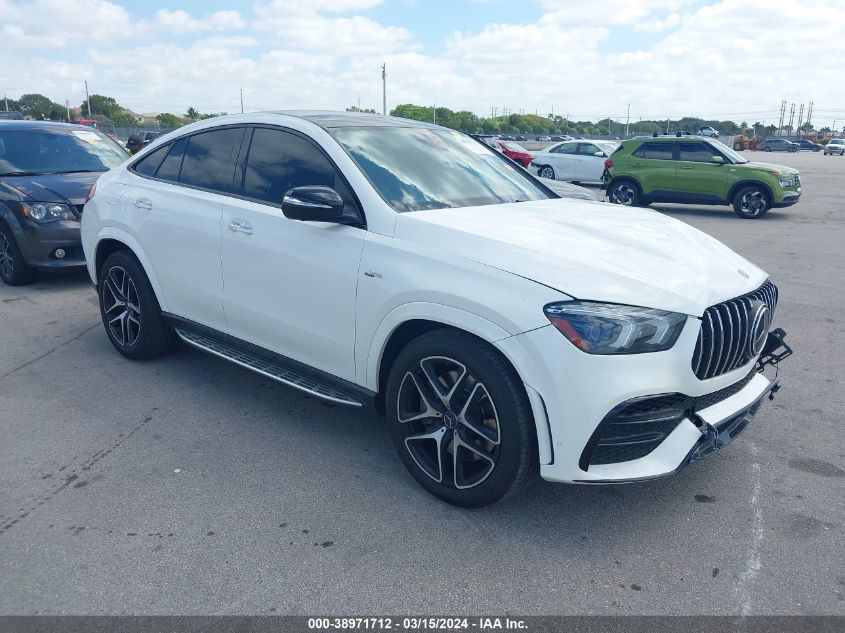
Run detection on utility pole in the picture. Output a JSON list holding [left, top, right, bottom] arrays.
[[84, 80, 90, 117], [381, 63, 386, 115], [796, 103, 804, 138], [625, 103, 630, 137], [433, 104, 436, 124], [240, 88, 244, 114], [4, 95, 8, 111], [65, 99, 70, 122], [806, 101, 813, 133], [787, 103, 795, 136]]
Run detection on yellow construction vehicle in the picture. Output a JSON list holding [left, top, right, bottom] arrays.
[[732, 128, 762, 151]]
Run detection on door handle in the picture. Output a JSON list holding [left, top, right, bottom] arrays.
[[228, 220, 253, 235], [678, 165, 694, 170], [134, 198, 152, 210]]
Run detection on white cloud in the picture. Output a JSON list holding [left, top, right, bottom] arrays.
[[152, 9, 246, 33]]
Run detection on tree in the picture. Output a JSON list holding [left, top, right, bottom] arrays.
[[156, 112, 184, 128], [185, 107, 200, 120], [18, 93, 57, 119], [346, 105, 376, 114], [85, 94, 121, 118]]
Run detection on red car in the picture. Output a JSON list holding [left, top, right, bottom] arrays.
[[495, 140, 534, 168]]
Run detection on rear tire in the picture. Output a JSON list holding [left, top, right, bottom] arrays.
[[764, 146, 772, 152], [607, 180, 640, 206], [385, 329, 538, 507], [0, 224, 35, 286], [732, 185, 770, 219], [98, 250, 177, 360]]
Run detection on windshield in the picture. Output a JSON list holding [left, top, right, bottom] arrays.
[[333, 127, 551, 212], [710, 139, 748, 164], [0, 127, 128, 176]]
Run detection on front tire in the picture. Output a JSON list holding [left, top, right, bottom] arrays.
[[538, 165, 555, 179], [607, 180, 640, 206], [386, 329, 538, 507], [98, 250, 177, 360], [0, 224, 35, 286], [732, 185, 770, 219]]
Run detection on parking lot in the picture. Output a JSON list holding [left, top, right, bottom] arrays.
[[0, 150, 842, 615]]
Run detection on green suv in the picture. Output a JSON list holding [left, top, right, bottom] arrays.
[[603, 136, 801, 219]]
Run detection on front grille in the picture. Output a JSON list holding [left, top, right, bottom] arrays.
[[692, 281, 778, 380]]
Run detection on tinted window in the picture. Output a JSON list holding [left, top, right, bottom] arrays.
[[242, 127, 351, 205], [133, 144, 169, 176], [642, 142, 674, 160], [179, 128, 243, 193], [679, 142, 718, 162], [155, 137, 187, 182]]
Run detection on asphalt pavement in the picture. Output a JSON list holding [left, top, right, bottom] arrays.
[[0, 150, 842, 615]]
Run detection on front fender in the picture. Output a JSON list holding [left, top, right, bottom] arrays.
[[91, 227, 169, 312], [362, 302, 511, 390]]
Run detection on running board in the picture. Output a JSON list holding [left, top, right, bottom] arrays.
[[174, 327, 363, 407]]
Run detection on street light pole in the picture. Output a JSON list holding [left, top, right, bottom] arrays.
[[84, 80, 91, 117], [381, 64, 386, 115], [625, 103, 630, 137], [240, 88, 244, 114]]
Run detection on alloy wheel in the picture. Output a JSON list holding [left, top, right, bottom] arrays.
[[611, 183, 636, 205], [396, 356, 500, 490], [740, 190, 767, 217], [540, 167, 555, 179], [0, 233, 13, 279], [102, 265, 142, 347]]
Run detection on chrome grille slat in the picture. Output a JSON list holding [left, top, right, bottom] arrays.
[[691, 281, 778, 380]]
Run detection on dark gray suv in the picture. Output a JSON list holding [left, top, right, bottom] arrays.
[[761, 138, 798, 152], [0, 121, 127, 285]]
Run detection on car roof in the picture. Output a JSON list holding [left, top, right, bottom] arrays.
[[269, 110, 439, 130], [626, 134, 712, 143]]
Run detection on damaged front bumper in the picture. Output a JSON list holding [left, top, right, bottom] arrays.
[[573, 328, 793, 484]]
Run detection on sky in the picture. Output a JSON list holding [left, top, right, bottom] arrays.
[[2, 0, 845, 127]]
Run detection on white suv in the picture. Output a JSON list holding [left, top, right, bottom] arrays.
[[81, 112, 791, 507]]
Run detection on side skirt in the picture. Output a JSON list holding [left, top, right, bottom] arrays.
[[163, 314, 377, 411]]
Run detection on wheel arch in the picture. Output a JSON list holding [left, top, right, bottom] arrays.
[[607, 176, 644, 199], [367, 306, 553, 464], [727, 179, 774, 205], [93, 229, 168, 312]]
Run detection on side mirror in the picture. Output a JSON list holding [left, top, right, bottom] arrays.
[[282, 185, 344, 222], [709, 155, 725, 165], [594, 151, 605, 157]]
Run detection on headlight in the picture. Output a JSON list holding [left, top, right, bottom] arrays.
[[23, 203, 75, 223], [778, 179, 794, 187], [544, 301, 687, 354]]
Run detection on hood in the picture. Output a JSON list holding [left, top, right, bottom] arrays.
[[741, 161, 799, 176], [395, 199, 767, 316], [1, 172, 101, 206]]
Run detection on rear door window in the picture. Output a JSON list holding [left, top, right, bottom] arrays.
[[641, 142, 674, 160], [155, 137, 187, 182], [132, 144, 169, 177], [179, 127, 244, 193]]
